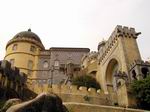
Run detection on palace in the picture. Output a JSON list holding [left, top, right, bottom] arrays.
[[4, 29, 90, 85], [1, 25, 150, 111]]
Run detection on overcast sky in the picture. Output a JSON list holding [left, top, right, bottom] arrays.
[[0, 0, 150, 60]]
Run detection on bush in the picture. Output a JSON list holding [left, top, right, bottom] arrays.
[[72, 75, 100, 89], [131, 76, 150, 110]]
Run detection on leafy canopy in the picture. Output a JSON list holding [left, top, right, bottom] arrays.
[[131, 76, 150, 110], [72, 75, 100, 89]]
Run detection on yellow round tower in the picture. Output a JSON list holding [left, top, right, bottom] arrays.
[[4, 29, 45, 79]]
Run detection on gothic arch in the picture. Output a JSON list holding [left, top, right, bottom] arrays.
[[105, 58, 120, 93]]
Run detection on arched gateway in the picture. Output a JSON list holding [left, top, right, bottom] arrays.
[[105, 59, 119, 93]]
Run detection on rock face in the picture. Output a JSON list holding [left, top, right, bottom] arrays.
[[0, 98, 22, 112], [3, 93, 68, 112]]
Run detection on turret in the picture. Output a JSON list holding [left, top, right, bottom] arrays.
[[4, 29, 44, 78], [97, 40, 106, 51]]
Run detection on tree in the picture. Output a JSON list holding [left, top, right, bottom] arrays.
[[131, 76, 150, 110], [72, 75, 100, 90]]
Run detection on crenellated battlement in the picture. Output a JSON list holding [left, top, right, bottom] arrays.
[[55, 85, 102, 96], [31, 84, 113, 105], [114, 25, 141, 38], [81, 51, 98, 67], [33, 84, 103, 97], [0, 60, 27, 84], [0, 60, 28, 99], [98, 25, 141, 63]]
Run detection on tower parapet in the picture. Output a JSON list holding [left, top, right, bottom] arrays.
[[98, 25, 141, 63]]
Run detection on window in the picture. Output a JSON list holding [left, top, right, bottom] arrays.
[[30, 45, 36, 52], [132, 70, 137, 80], [10, 59, 15, 66], [28, 60, 33, 69], [12, 44, 17, 51], [28, 60, 33, 75], [54, 60, 59, 67], [141, 67, 149, 78], [43, 61, 49, 68]]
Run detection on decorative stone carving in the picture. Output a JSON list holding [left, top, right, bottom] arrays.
[[114, 71, 128, 88]]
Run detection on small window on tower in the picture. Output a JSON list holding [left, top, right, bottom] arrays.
[[30, 45, 36, 52], [12, 44, 17, 51], [28, 60, 33, 76], [28, 60, 33, 69]]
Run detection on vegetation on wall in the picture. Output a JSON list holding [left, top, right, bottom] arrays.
[[72, 75, 100, 90], [131, 76, 150, 110]]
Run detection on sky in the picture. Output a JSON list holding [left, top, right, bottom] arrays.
[[0, 0, 150, 60]]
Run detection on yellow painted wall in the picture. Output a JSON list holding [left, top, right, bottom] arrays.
[[6, 42, 40, 55], [87, 60, 97, 74], [121, 37, 141, 66], [5, 41, 40, 79]]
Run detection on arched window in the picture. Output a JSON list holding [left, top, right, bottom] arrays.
[[43, 61, 49, 68], [28, 60, 33, 75], [12, 44, 17, 51], [141, 67, 149, 78], [132, 70, 137, 80], [30, 45, 36, 52], [28, 60, 33, 69]]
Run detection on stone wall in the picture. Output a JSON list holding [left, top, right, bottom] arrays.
[[30, 84, 114, 106], [65, 102, 144, 112], [35, 47, 90, 85]]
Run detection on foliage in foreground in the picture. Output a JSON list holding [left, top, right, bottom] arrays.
[[131, 76, 150, 110], [0, 100, 6, 109], [72, 75, 100, 90]]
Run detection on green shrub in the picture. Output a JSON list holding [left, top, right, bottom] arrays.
[[131, 76, 150, 110], [72, 75, 100, 90]]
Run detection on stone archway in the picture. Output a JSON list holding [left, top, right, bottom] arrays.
[[105, 59, 119, 93]]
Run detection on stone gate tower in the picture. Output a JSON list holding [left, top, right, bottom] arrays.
[[97, 25, 142, 93], [81, 25, 149, 107]]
